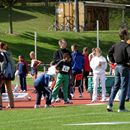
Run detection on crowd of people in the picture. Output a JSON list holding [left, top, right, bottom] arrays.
[[0, 29, 130, 112]]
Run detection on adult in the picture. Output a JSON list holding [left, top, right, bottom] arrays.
[[107, 29, 130, 112], [125, 39, 130, 101], [53, 39, 71, 64], [0, 42, 15, 110]]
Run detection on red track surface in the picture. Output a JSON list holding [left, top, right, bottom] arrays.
[[2, 86, 106, 110]]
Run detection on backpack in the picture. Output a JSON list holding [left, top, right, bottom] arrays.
[[0, 51, 15, 80]]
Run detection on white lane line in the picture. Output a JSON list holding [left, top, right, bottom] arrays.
[[86, 103, 105, 105], [64, 122, 130, 126]]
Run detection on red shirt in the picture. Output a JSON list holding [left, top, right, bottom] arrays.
[[82, 53, 90, 72]]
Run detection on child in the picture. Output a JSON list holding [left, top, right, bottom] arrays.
[[51, 53, 72, 104], [34, 73, 54, 108], [29, 51, 41, 80], [90, 48, 107, 102], [17, 55, 28, 92]]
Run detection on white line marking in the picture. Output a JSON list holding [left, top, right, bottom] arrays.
[[86, 103, 105, 106], [65, 122, 130, 126]]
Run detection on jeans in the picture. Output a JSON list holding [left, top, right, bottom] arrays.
[[108, 65, 129, 110], [126, 70, 130, 99], [35, 85, 52, 105], [19, 74, 27, 91]]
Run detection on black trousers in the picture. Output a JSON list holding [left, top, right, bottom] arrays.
[[83, 71, 89, 91], [35, 85, 52, 105]]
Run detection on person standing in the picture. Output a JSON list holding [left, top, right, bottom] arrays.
[[29, 51, 41, 80], [107, 29, 130, 112], [17, 55, 28, 92], [51, 53, 72, 104], [90, 48, 107, 102], [0, 42, 15, 110], [53, 39, 72, 99], [53, 39, 71, 64], [71, 44, 84, 97], [82, 47, 90, 91]]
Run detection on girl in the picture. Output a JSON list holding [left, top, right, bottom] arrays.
[[90, 48, 107, 102], [29, 51, 41, 80]]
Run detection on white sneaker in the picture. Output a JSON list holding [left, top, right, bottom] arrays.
[[55, 98, 61, 102], [51, 98, 55, 103], [100, 99, 106, 102], [107, 105, 112, 112], [34, 104, 40, 108], [91, 99, 97, 103], [70, 93, 74, 98], [117, 109, 129, 112]]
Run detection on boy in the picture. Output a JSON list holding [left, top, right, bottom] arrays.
[[51, 53, 72, 104], [17, 55, 28, 92], [34, 73, 54, 108]]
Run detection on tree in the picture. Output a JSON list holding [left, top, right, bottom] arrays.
[[1, 0, 17, 34]]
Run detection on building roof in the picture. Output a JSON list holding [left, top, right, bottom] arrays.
[[84, 1, 130, 9]]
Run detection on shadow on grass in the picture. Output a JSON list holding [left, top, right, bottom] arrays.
[[0, 7, 37, 23], [14, 5, 55, 16]]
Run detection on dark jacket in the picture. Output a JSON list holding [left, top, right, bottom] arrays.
[[53, 48, 71, 64], [108, 41, 130, 66]]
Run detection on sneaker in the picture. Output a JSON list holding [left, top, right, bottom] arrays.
[[117, 109, 129, 112], [44, 104, 54, 108], [70, 93, 74, 98], [64, 99, 73, 104], [107, 105, 112, 112], [125, 98, 130, 102], [55, 98, 61, 103], [0, 106, 2, 110], [91, 99, 97, 103], [22, 90, 26, 93], [51, 98, 55, 103], [34, 104, 40, 108], [6, 104, 14, 109], [100, 99, 106, 102], [44, 104, 50, 108], [79, 93, 83, 98]]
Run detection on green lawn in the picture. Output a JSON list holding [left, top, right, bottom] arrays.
[[0, 103, 130, 130], [0, 5, 128, 64]]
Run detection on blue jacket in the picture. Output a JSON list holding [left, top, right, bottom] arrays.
[[34, 73, 51, 88], [71, 51, 84, 72]]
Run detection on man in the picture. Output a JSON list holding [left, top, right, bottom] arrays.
[[53, 39, 72, 99], [107, 29, 130, 112], [53, 39, 71, 64]]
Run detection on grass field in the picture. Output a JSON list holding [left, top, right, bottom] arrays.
[[0, 5, 129, 63], [0, 103, 130, 130], [0, 4, 130, 130]]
